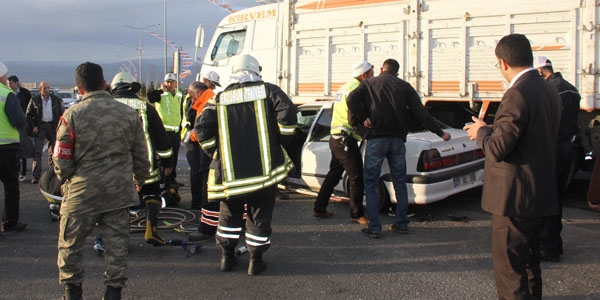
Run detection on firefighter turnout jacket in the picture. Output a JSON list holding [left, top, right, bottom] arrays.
[[113, 89, 173, 185], [194, 81, 297, 200]]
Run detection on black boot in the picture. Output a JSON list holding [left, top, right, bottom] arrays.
[[144, 198, 165, 246], [102, 286, 122, 300], [61, 283, 82, 300], [248, 252, 267, 276], [220, 247, 238, 272]]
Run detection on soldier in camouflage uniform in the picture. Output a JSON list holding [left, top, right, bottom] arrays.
[[53, 62, 150, 300]]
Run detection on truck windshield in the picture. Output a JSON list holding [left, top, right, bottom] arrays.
[[210, 30, 246, 61]]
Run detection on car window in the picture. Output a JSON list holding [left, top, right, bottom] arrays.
[[309, 108, 331, 142], [59, 92, 72, 99], [297, 110, 317, 134]]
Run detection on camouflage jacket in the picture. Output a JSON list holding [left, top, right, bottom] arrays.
[[53, 90, 150, 215]]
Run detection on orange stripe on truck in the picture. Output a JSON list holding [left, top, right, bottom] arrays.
[[475, 81, 504, 92], [298, 0, 398, 10], [430, 81, 460, 92], [298, 83, 325, 93], [531, 45, 567, 51]]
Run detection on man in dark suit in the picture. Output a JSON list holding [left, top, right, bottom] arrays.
[[26, 81, 64, 184], [464, 34, 561, 299]]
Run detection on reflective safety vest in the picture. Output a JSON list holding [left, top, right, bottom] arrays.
[[0, 83, 19, 145], [180, 94, 191, 140], [200, 82, 297, 200], [114, 97, 173, 185], [155, 90, 182, 132], [331, 78, 361, 141]]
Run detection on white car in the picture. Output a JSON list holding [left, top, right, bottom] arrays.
[[283, 101, 485, 210], [58, 90, 76, 108]]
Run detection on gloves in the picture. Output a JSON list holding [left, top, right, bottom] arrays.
[[147, 90, 163, 103]]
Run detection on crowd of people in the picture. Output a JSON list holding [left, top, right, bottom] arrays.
[[1, 32, 599, 300]]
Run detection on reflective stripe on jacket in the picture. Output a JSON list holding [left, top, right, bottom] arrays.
[[195, 81, 297, 200]]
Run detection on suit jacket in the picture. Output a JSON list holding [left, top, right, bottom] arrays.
[[476, 70, 561, 217], [26, 93, 65, 132]]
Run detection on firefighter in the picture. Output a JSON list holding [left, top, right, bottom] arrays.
[[195, 54, 297, 275], [111, 72, 173, 246]]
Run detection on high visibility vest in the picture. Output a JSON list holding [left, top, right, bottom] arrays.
[[330, 78, 361, 141], [155, 90, 182, 132], [0, 83, 19, 145]]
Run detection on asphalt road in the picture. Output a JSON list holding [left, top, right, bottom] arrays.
[[1, 153, 600, 300]]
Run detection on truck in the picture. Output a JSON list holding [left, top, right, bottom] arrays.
[[194, 0, 600, 188]]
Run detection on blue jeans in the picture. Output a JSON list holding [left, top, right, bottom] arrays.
[[363, 137, 409, 233]]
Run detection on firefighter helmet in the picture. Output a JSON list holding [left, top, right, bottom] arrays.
[[111, 72, 140, 92], [231, 54, 261, 75]]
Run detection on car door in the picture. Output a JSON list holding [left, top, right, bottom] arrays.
[[299, 106, 345, 192]]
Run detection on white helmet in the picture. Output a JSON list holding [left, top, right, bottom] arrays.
[[111, 72, 136, 90], [111, 72, 140, 92], [231, 54, 261, 75]]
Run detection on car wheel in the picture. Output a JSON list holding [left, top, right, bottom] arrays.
[[378, 176, 392, 214]]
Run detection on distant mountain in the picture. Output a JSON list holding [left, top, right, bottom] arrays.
[[4, 59, 197, 90]]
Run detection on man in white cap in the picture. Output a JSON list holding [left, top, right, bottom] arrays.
[[533, 56, 581, 262], [0, 61, 27, 233], [312, 61, 374, 225], [150, 73, 184, 187]]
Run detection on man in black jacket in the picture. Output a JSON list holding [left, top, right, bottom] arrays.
[[533, 56, 581, 262], [26, 81, 64, 184], [347, 59, 451, 239]]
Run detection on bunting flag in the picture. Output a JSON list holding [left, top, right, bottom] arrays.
[[144, 30, 195, 78], [207, 0, 238, 13], [139, 0, 244, 79]]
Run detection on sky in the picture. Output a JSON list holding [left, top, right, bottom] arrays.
[[1, 0, 257, 64]]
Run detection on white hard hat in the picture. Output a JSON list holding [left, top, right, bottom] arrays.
[[231, 54, 261, 75], [202, 70, 221, 87], [111, 72, 137, 91], [164, 73, 177, 82]]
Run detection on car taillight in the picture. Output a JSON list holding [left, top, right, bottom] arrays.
[[417, 148, 485, 172]]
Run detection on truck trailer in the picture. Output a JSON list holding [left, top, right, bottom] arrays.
[[194, 0, 600, 180]]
